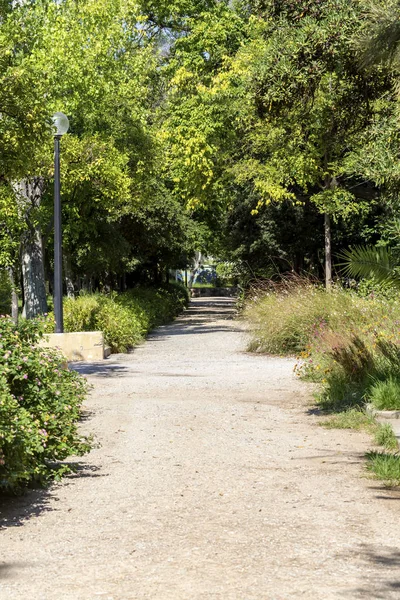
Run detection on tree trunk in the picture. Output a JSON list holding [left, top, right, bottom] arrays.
[[324, 212, 332, 291], [82, 275, 93, 293], [13, 178, 48, 318], [21, 227, 48, 318], [323, 156, 335, 291], [63, 253, 75, 298], [8, 268, 19, 324]]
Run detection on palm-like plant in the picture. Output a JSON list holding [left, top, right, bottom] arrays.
[[344, 3, 400, 287], [339, 245, 400, 287]]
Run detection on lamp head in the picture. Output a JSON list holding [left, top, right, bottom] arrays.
[[52, 112, 69, 137]]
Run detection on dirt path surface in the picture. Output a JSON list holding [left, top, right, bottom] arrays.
[[2, 297, 400, 600]]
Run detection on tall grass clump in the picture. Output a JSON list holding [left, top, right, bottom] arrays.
[[368, 376, 400, 410], [243, 276, 383, 355], [244, 275, 400, 411], [374, 423, 398, 450], [366, 451, 400, 486], [244, 275, 400, 482]]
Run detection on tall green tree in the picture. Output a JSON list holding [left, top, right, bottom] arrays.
[[160, 0, 391, 285]]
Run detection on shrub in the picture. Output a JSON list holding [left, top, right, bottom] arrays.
[[215, 262, 240, 286], [63, 295, 143, 353], [59, 283, 189, 353], [95, 297, 143, 353], [63, 295, 99, 332], [0, 315, 90, 492]]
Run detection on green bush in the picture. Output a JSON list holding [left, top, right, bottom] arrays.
[[63, 294, 99, 331], [63, 295, 143, 353], [215, 262, 240, 286], [60, 283, 189, 353], [0, 315, 90, 492], [95, 297, 143, 353]]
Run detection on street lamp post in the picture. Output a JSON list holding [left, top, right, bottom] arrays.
[[52, 112, 69, 333]]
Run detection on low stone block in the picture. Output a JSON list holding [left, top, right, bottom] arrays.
[[40, 331, 104, 362]]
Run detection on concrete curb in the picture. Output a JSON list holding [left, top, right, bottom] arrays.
[[40, 331, 105, 361]]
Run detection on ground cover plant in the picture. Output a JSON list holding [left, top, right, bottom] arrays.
[[0, 315, 91, 492], [366, 451, 400, 487], [59, 283, 189, 353], [244, 277, 400, 485]]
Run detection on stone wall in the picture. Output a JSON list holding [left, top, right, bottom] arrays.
[[190, 287, 239, 298]]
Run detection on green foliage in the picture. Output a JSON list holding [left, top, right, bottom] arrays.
[[244, 279, 371, 355], [357, 0, 400, 69], [339, 245, 400, 287], [313, 336, 400, 414], [215, 262, 240, 286], [0, 0, 205, 293], [2, 0, 400, 315], [366, 451, 400, 486], [368, 377, 400, 410], [355, 277, 399, 300], [320, 409, 375, 430], [0, 270, 11, 315], [61, 284, 189, 353], [122, 283, 190, 329], [63, 295, 100, 333], [0, 183, 24, 269], [0, 315, 90, 492], [63, 295, 143, 354], [244, 280, 400, 415], [374, 422, 398, 450]]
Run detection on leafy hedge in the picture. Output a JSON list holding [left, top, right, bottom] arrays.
[[0, 315, 90, 492], [62, 283, 190, 353]]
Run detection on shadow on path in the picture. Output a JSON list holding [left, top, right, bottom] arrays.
[[72, 297, 241, 377], [0, 562, 31, 581], [143, 297, 241, 338], [0, 462, 104, 531], [0, 297, 238, 526], [342, 544, 400, 598]]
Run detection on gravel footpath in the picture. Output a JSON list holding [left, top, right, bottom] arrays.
[[1, 297, 400, 599]]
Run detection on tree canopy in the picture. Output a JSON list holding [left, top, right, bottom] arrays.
[[1, 0, 400, 311]]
